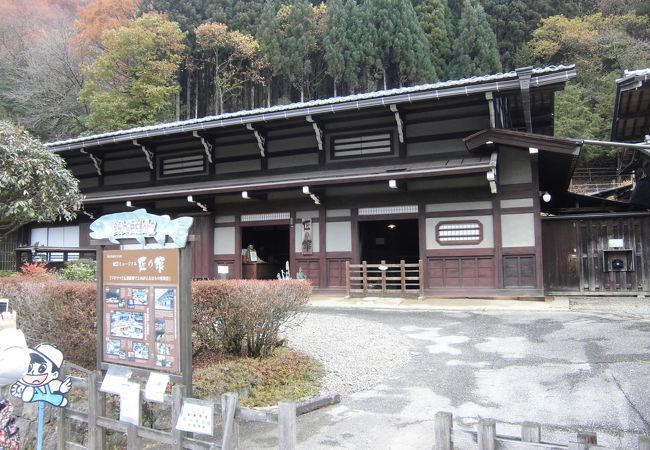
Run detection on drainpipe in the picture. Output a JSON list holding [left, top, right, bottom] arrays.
[[516, 66, 533, 133]]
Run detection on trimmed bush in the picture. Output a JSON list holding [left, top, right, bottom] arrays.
[[0, 277, 311, 368], [193, 280, 312, 357], [0, 276, 97, 368], [58, 259, 97, 282]]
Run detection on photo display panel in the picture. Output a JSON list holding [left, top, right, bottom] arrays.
[[102, 248, 181, 373]]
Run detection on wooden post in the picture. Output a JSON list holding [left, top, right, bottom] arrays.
[[477, 419, 496, 450], [345, 260, 351, 296], [434, 412, 452, 450], [278, 400, 297, 450], [362, 261, 368, 295], [171, 384, 186, 450], [221, 393, 239, 450], [56, 407, 66, 450], [521, 421, 541, 442], [381, 260, 387, 293], [418, 259, 425, 298], [400, 260, 406, 294], [577, 432, 598, 445], [87, 371, 105, 450], [639, 436, 650, 450], [126, 423, 139, 450]]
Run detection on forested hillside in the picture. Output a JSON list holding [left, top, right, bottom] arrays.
[[0, 0, 648, 165]]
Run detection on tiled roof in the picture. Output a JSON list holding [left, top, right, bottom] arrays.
[[46, 65, 575, 150]]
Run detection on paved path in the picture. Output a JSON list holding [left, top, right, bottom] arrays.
[[240, 307, 650, 449]]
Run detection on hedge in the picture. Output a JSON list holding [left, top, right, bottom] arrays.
[[0, 276, 312, 368]]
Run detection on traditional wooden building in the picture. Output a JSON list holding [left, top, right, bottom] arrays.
[[20, 65, 586, 298], [542, 68, 650, 296]]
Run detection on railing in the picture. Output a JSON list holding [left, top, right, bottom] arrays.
[[54, 362, 339, 450], [434, 411, 650, 450], [345, 260, 424, 298]]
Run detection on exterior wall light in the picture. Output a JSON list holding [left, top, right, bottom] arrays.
[[542, 192, 551, 203]]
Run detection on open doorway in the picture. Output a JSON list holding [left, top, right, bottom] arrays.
[[359, 219, 419, 264], [241, 225, 289, 279]]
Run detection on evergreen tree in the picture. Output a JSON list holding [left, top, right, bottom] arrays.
[[364, 0, 435, 89], [416, 0, 451, 80], [449, 0, 501, 78]]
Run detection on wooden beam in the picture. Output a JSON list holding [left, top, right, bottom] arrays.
[[306, 115, 324, 150], [246, 123, 266, 157], [80, 148, 103, 175], [390, 104, 405, 143]]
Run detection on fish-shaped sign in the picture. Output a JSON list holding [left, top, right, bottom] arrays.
[[90, 209, 194, 247]]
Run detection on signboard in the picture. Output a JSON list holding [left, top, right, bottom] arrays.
[[301, 218, 313, 255], [102, 248, 181, 373]]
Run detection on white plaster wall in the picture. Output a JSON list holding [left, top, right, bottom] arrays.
[[500, 198, 533, 208], [326, 222, 352, 252], [295, 222, 320, 253], [425, 215, 494, 250], [501, 213, 535, 247], [215, 215, 235, 224], [425, 201, 492, 213], [214, 227, 235, 255], [296, 210, 319, 220], [326, 209, 351, 218], [499, 146, 532, 185]]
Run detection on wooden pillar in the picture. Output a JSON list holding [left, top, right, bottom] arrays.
[[418, 203, 428, 290], [345, 261, 351, 296], [289, 211, 296, 278], [351, 209, 360, 264], [171, 384, 186, 450], [319, 206, 327, 289], [278, 401, 297, 450], [400, 260, 406, 294], [521, 422, 541, 442], [531, 158, 544, 290], [477, 419, 496, 450], [492, 196, 503, 289], [434, 412, 452, 450], [234, 215, 242, 279], [221, 393, 239, 450], [362, 261, 368, 295]]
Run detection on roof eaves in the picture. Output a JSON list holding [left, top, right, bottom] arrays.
[[46, 65, 576, 153]]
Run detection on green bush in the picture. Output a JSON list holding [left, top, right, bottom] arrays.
[[193, 280, 312, 357], [58, 259, 97, 282], [0, 270, 13, 277]]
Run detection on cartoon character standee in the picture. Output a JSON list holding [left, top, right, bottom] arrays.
[[10, 344, 71, 408]]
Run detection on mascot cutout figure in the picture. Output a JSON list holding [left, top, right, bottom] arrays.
[[10, 344, 71, 450], [10, 344, 71, 407]]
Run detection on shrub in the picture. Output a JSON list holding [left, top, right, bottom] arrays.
[[0, 276, 97, 368], [193, 280, 312, 357], [58, 259, 97, 282], [19, 262, 56, 278], [193, 347, 322, 406], [0, 270, 13, 277]]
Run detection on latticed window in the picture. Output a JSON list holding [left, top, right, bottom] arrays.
[[435, 221, 483, 245]]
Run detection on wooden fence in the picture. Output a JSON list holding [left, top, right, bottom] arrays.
[[434, 412, 650, 450], [56, 363, 339, 450], [345, 260, 424, 297]]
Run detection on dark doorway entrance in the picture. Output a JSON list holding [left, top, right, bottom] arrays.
[[241, 225, 289, 279], [359, 219, 419, 264]]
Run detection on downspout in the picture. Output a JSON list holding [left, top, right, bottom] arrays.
[[516, 66, 533, 133]]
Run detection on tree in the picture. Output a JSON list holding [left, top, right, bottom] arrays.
[[416, 0, 452, 80], [196, 22, 263, 114], [528, 12, 650, 165], [79, 13, 186, 132], [74, 0, 140, 50], [0, 120, 83, 237], [364, 0, 436, 89], [449, 0, 502, 78]]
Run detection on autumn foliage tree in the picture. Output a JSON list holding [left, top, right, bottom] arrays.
[[79, 13, 186, 132]]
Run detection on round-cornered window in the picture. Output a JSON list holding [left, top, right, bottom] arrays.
[[435, 220, 483, 245]]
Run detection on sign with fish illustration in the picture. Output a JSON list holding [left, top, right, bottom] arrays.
[[101, 248, 181, 373], [90, 209, 193, 247]]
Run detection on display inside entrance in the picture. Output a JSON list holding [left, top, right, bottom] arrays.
[[102, 248, 181, 372]]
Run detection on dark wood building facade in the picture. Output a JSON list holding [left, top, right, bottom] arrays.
[[31, 65, 586, 298]]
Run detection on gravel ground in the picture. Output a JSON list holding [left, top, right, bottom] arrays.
[[284, 311, 411, 395]]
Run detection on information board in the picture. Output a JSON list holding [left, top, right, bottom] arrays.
[[101, 248, 181, 373]]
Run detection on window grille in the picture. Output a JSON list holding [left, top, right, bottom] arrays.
[[240, 212, 290, 222], [332, 133, 392, 158], [160, 154, 206, 177], [436, 221, 483, 245], [358, 205, 418, 216]]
